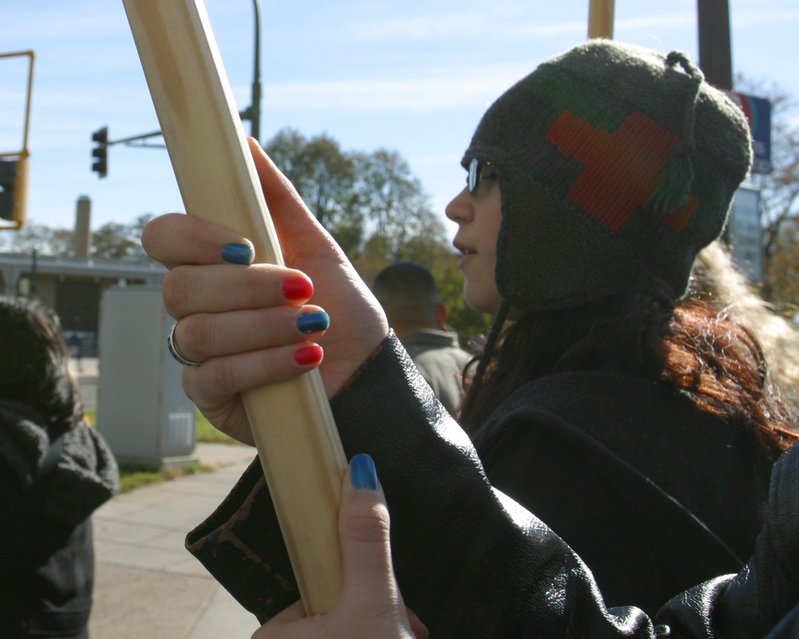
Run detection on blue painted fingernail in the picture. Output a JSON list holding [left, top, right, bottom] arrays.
[[351, 453, 378, 490], [221, 242, 254, 265], [297, 310, 330, 334]]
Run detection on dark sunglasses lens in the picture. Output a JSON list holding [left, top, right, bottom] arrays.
[[468, 158, 480, 193]]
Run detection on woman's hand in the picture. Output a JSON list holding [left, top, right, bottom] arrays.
[[142, 138, 389, 444], [252, 454, 428, 639]]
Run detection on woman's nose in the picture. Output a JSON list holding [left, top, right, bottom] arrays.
[[445, 188, 473, 224]]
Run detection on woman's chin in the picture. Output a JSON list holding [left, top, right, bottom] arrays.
[[464, 286, 503, 317]]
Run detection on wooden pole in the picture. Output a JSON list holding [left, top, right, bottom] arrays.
[[588, 0, 615, 39], [121, 0, 346, 615]]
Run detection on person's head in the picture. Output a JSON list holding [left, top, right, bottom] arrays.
[[0, 296, 83, 431], [372, 261, 447, 338], [446, 39, 753, 319], [691, 241, 799, 414]]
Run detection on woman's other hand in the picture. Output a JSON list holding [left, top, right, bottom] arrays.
[[252, 454, 428, 639]]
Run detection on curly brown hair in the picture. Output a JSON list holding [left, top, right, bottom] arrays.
[[460, 291, 796, 461]]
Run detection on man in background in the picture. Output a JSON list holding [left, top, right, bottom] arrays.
[[373, 261, 472, 416]]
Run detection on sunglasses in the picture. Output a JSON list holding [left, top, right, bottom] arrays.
[[467, 157, 494, 194]]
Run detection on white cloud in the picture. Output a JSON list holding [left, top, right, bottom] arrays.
[[263, 62, 532, 112]]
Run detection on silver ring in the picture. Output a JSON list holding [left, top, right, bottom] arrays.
[[167, 321, 202, 367]]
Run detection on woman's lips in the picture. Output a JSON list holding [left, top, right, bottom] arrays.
[[458, 251, 475, 270]]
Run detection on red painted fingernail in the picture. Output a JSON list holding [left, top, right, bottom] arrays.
[[282, 277, 314, 301], [294, 344, 323, 366]]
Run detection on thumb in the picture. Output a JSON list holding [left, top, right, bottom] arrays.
[[339, 454, 428, 638], [340, 453, 396, 601]]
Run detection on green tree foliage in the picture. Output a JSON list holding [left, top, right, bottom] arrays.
[[765, 214, 799, 307], [351, 149, 442, 259], [0, 214, 153, 261], [0, 223, 73, 256], [264, 128, 449, 259], [91, 213, 152, 260], [265, 128, 362, 255], [263, 127, 490, 342]]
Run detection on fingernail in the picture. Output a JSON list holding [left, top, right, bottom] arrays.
[[351, 453, 378, 490], [294, 343, 323, 366], [221, 242, 254, 265], [282, 277, 314, 301], [297, 310, 330, 334]]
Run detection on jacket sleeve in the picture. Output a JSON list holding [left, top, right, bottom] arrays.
[[185, 334, 797, 638]]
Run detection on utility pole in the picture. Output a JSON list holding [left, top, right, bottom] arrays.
[[587, 0, 614, 39], [697, 1, 767, 282], [249, 0, 262, 142], [697, 0, 733, 90]]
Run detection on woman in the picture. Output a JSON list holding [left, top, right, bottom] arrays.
[[0, 297, 119, 638], [142, 40, 796, 634]]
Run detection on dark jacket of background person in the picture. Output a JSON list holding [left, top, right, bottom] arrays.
[[0, 298, 118, 639], [184, 335, 799, 637]]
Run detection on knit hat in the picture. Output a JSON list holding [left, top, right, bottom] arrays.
[[461, 39, 753, 312]]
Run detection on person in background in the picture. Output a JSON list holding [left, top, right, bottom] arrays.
[[0, 297, 118, 639], [143, 39, 798, 635], [692, 239, 799, 415], [372, 261, 472, 415]]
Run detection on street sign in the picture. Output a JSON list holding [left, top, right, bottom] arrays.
[[728, 186, 764, 283], [726, 91, 772, 175]]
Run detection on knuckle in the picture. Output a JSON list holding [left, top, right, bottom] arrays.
[[241, 266, 275, 308], [210, 357, 241, 394], [162, 267, 192, 316], [342, 506, 391, 544], [180, 314, 214, 358]]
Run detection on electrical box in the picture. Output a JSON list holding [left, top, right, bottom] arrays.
[[97, 285, 196, 469]]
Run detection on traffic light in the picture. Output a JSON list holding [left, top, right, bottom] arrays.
[[91, 126, 108, 178], [0, 157, 28, 229]]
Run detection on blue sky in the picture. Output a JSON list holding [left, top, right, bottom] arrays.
[[1, 0, 798, 239]]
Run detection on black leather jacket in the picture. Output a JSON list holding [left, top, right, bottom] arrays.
[[186, 335, 799, 637], [471, 367, 770, 614]]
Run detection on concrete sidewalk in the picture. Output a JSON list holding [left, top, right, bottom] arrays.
[[89, 442, 261, 638]]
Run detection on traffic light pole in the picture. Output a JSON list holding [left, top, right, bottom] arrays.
[[92, 0, 262, 178], [0, 50, 34, 230]]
